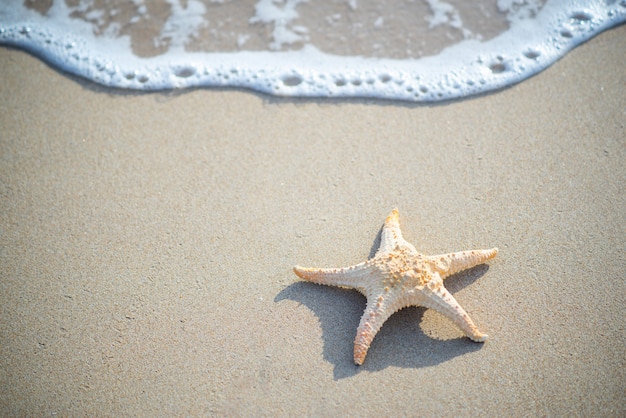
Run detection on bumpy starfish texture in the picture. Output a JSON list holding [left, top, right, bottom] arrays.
[[294, 208, 498, 365]]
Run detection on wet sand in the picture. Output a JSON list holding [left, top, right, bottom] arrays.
[[1, 25, 624, 416]]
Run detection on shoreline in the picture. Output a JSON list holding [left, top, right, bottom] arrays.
[[2, 2, 623, 100]]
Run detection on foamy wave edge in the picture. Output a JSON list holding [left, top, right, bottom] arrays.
[[1, 0, 624, 102]]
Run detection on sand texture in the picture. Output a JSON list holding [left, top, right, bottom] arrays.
[[1, 26, 624, 416]]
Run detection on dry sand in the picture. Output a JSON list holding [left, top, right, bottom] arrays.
[[1, 25, 624, 416]]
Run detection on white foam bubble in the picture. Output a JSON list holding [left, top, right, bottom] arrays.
[[162, 0, 208, 53], [250, 0, 309, 50], [0, 0, 623, 102], [425, 0, 473, 39]]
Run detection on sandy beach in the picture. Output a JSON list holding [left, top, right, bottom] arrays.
[[1, 24, 624, 415]]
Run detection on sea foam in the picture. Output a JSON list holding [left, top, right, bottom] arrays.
[[0, 0, 623, 102]]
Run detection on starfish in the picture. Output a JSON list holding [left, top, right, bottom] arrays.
[[294, 208, 498, 365]]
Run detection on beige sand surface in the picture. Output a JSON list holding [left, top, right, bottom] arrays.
[[1, 26, 624, 416]]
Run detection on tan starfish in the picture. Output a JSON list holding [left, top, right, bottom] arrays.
[[294, 208, 498, 365]]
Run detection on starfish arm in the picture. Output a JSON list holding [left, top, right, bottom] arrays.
[[293, 261, 375, 290], [377, 208, 417, 255], [420, 283, 487, 342], [430, 248, 498, 278], [353, 294, 400, 365]]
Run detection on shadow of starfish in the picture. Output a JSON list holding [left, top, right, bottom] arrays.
[[275, 263, 490, 379]]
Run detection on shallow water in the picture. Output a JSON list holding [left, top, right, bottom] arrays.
[[1, 0, 624, 101]]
